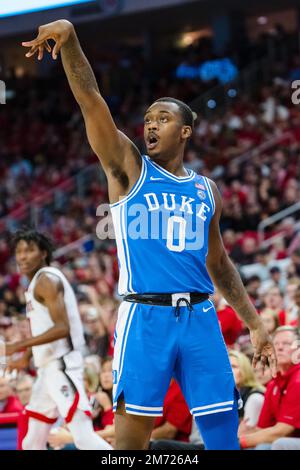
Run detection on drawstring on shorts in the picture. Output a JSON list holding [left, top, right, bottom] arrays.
[[174, 297, 193, 321]]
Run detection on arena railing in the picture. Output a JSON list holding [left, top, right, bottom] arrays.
[[258, 201, 300, 245]]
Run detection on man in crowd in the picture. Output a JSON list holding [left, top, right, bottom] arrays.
[[238, 326, 300, 450]]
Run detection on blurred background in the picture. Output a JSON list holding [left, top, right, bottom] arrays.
[[0, 0, 300, 451]]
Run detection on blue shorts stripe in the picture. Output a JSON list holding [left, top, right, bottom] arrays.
[[191, 400, 234, 414], [125, 407, 163, 417], [193, 407, 233, 417]]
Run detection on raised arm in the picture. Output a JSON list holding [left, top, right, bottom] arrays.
[[5, 273, 70, 356], [206, 180, 277, 376], [22, 20, 141, 204]]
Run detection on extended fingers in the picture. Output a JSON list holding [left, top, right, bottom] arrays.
[[24, 41, 52, 59], [52, 41, 62, 60], [45, 40, 52, 53], [22, 26, 50, 47], [25, 46, 39, 57]]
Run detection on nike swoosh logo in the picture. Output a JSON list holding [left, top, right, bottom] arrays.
[[203, 305, 214, 313], [150, 176, 164, 181]]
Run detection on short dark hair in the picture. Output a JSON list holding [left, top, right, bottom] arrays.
[[12, 228, 54, 265], [154, 97, 196, 129]]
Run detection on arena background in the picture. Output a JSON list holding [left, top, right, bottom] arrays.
[[0, 0, 300, 451]]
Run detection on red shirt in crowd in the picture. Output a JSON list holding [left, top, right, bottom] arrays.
[[258, 364, 300, 436], [278, 310, 287, 326], [154, 380, 192, 442], [217, 306, 243, 347], [0, 396, 23, 414]]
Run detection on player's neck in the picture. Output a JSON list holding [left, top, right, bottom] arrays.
[[27, 262, 48, 281], [151, 155, 188, 177]]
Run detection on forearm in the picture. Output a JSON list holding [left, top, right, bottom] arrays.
[[240, 427, 290, 448], [13, 325, 69, 351], [210, 253, 261, 330], [61, 26, 100, 107]]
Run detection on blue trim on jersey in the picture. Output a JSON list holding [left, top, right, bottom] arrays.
[[146, 156, 195, 182], [203, 177, 215, 214], [120, 204, 132, 292]]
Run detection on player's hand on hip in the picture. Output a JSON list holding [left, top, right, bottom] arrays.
[[22, 19, 74, 61], [250, 324, 277, 378]]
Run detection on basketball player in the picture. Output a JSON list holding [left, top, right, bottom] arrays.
[[5, 229, 112, 451], [22, 21, 277, 450]]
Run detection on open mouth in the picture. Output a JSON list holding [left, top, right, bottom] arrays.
[[147, 134, 159, 150]]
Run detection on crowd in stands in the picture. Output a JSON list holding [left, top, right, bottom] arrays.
[[0, 25, 300, 450]]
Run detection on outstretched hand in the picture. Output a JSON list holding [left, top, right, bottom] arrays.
[[250, 325, 277, 378], [22, 19, 74, 60]]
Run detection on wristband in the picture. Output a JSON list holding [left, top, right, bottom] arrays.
[[239, 435, 248, 449]]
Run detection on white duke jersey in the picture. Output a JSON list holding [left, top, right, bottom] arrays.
[[110, 155, 216, 295], [25, 266, 85, 368]]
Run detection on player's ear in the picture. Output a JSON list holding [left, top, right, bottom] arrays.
[[181, 125, 192, 141]]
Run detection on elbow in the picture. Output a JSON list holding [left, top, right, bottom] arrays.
[[56, 323, 70, 339], [207, 250, 228, 279]]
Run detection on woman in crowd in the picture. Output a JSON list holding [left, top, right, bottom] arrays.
[[260, 308, 280, 335], [229, 350, 265, 432]]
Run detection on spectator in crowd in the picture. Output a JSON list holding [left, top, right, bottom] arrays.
[[260, 266, 285, 293], [93, 357, 114, 433], [284, 280, 300, 325], [15, 375, 33, 408], [81, 305, 110, 360], [213, 291, 243, 347], [149, 418, 205, 451], [245, 276, 262, 310], [260, 308, 280, 335], [293, 285, 300, 328], [253, 363, 272, 388], [0, 376, 23, 414], [238, 326, 300, 450], [229, 351, 265, 430], [288, 250, 300, 278], [262, 287, 286, 325]]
